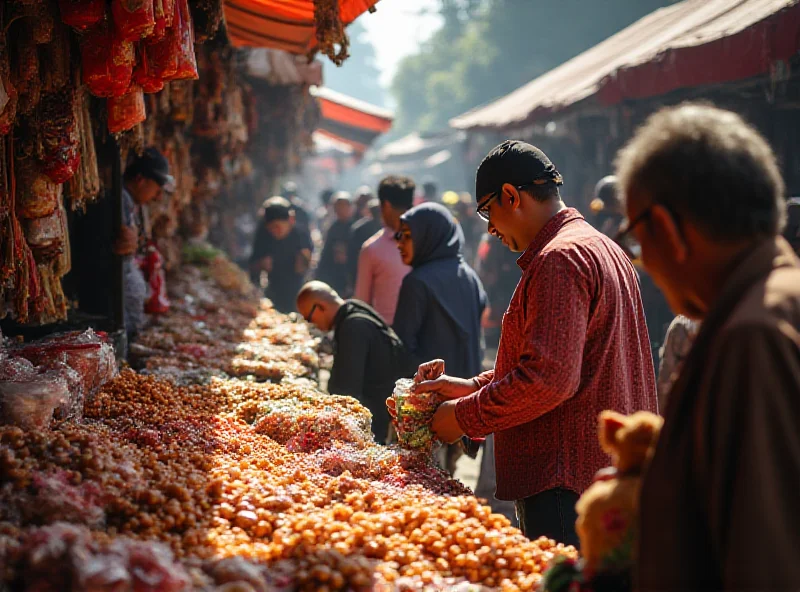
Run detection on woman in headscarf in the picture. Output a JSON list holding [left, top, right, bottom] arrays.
[[393, 202, 487, 384]]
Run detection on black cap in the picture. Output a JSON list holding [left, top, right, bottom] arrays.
[[261, 196, 293, 223], [128, 147, 175, 192], [475, 140, 563, 200]]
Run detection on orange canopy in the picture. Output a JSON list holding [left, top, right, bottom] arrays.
[[224, 0, 380, 53]]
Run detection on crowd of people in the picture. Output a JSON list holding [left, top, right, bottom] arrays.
[[248, 103, 800, 590]]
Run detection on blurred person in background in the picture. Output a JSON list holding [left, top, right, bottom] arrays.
[[281, 181, 314, 242], [656, 314, 700, 409], [297, 281, 409, 444], [74, 147, 174, 341], [476, 234, 522, 350], [316, 188, 335, 238], [422, 181, 438, 204], [249, 197, 312, 314], [411, 141, 657, 546], [454, 192, 485, 267], [354, 186, 374, 220], [316, 192, 355, 296], [589, 175, 625, 237], [355, 176, 414, 325], [616, 104, 800, 591], [392, 202, 486, 475], [348, 198, 382, 288]]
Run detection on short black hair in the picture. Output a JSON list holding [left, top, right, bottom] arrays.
[[616, 103, 785, 241], [378, 175, 415, 211]]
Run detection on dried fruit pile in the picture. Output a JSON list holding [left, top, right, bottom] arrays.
[[0, 369, 576, 591], [132, 263, 319, 382]]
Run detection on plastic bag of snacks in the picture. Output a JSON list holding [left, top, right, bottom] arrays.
[[81, 23, 135, 98], [112, 0, 156, 42], [169, 0, 199, 81], [38, 89, 81, 184], [391, 378, 444, 456], [107, 85, 146, 133], [58, 0, 106, 31], [0, 357, 70, 430], [15, 156, 61, 219], [12, 329, 117, 396]]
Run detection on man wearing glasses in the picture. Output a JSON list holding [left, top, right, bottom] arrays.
[[618, 105, 800, 591], [413, 140, 657, 545]]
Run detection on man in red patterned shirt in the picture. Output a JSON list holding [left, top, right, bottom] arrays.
[[414, 141, 658, 545]]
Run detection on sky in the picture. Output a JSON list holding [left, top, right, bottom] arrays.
[[359, 0, 443, 88]]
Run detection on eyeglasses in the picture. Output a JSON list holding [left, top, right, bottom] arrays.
[[613, 206, 652, 260], [394, 229, 412, 242], [303, 303, 319, 324], [476, 177, 562, 222], [613, 203, 683, 261]]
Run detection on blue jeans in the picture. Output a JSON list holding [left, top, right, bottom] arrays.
[[515, 487, 580, 548]]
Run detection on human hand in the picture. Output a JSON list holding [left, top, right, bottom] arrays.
[[431, 400, 464, 444], [414, 359, 446, 384], [413, 374, 479, 400], [113, 225, 139, 256]]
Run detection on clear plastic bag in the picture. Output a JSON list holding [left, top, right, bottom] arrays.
[[0, 359, 69, 430], [391, 378, 443, 456], [12, 329, 117, 397]]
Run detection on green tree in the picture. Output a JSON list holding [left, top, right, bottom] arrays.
[[322, 20, 387, 107], [391, 0, 677, 136]]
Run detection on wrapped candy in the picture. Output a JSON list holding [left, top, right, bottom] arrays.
[[112, 0, 156, 41], [81, 23, 135, 98], [57, 0, 106, 31], [38, 89, 81, 184], [391, 378, 443, 456], [107, 85, 146, 133]]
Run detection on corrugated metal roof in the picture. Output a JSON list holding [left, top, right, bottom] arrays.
[[451, 0, 800, 131]]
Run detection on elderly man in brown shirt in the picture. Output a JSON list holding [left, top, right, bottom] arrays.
[[615, 103, 800, 591]]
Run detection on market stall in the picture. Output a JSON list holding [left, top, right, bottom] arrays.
[[0, 2, 578, 591]]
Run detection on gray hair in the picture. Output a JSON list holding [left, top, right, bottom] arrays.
[[615, 103, 785, 241]]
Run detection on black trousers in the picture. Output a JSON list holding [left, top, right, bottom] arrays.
[[515, 487, 580, 548]]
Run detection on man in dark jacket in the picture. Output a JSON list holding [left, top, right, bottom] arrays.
[[616, 103, 800, 591], [297, 281, 408, 443]]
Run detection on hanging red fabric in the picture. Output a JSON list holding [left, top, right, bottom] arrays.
[[57, 0, 106, 31], [107, 86, 146, 133], [151, 0, 176, 40], [111, 0, 156, 42], [81, 23, 135, 98], [133, 44, 165, 94], [167, 0, 198, 81]]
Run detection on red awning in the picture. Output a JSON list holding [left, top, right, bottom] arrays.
[[311, 87, 393, 154], [451, 0, 800, 131], [224, 0, 380, 53]]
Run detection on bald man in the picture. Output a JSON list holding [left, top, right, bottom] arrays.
[[297, 281, 410, 443]]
